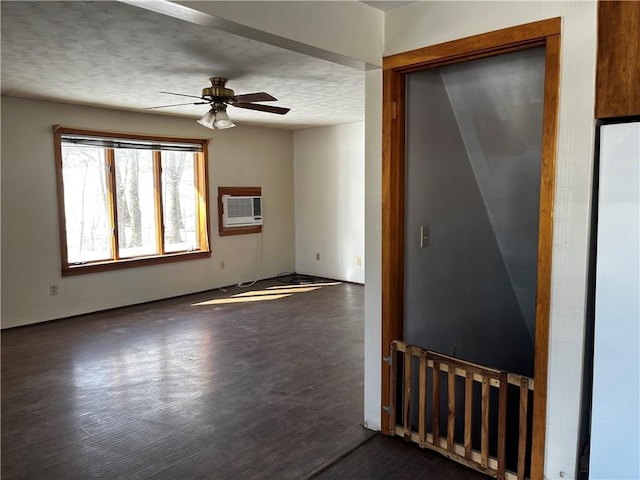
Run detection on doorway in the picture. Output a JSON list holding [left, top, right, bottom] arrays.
[[381, 19, 561, 480], [404, 46, 545, 377]]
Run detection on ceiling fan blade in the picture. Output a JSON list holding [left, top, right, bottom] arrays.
[[232, 92, 277, 103], [232, 103, 290, 115], [143, 101, 210, 110], [159, 91, 204, 100]]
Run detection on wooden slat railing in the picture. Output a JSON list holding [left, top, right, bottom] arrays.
[[389, 340, 534, 480]]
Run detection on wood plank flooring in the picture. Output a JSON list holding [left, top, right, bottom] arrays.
[[311, 434, 488, 480], [2, 276, 488, 479]]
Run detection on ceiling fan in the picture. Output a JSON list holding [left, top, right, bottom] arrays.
[[144, 77, 291, 129]]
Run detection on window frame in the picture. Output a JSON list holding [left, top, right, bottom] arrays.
[[53, 126, 211, 276]]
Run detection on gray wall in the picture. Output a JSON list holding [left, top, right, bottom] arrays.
[[403, 47, 545, 378], [441, 47, 545, 341]]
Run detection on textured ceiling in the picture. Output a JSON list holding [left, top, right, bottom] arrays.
[[0, 1, 366, 130]]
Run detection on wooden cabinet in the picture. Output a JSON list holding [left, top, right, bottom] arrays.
[[595, 1, 640, 118]]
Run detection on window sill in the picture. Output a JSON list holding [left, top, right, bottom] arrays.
[[62, 250, 211, 276]]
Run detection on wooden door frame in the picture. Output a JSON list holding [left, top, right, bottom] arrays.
[[381, 18, 561, 480]]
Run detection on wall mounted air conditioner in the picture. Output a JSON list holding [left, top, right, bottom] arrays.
[[222, 195, 263, 227]]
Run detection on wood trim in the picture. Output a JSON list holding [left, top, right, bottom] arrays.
[[518, 378, 530, 480], [381, 67, 405, 434], [418, 350, 427, 447], [62, 250, 211, 276], [395, 340, 532, 388], [432, 361, 440, 445], [153, 151, 165, 255], [53, 126, 212, 276], [53, 127, 70, 273], [105, 149, 120, 260], [217, 186, 263, 237], [447, 366, 456, 452], [217, 186, 262, 197], [381, 19, 561, 480], [595, 1, 640, 118], [196, 151, 211, 251], [497, 372, 508, 480], [53, 125, 211, 147], [218, 225, 262, 237], [383, 17, 560, 72], [388, 340, 398, 435], [403, 346, 412, 439], [481, 376, 490, 467], [464, 372, 473, 458], [529, 32, 560, 480]]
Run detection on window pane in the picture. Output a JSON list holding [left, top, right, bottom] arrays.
[[114, 150, 159, 258], [61, 145, 112, 263], [162, 152, 199, 253]]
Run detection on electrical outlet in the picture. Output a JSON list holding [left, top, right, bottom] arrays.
[[220, 261, 225, 270], [356, 256, 362, 266], [316, 252, 320, 261], [49, 284, 58, 296]]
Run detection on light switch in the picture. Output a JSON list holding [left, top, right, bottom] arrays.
[[420, 225, 430, 248]]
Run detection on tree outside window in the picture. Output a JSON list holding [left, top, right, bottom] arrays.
[[54, 126, 210, 275]]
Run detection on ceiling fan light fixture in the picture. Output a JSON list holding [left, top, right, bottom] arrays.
[[197, 109, 216, 129], [213, 110, 235, 129], [197, 106, 235, 130], [150, 77, 289, 125]]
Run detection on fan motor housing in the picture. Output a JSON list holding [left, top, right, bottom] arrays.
[[202, 77, 234, 100]]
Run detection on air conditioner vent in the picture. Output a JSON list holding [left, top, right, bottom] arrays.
[[222, 195, 263, 227], [227, 197, 253, 218]]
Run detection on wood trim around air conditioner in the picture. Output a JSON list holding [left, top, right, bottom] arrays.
[[217, 186, 262, 237]]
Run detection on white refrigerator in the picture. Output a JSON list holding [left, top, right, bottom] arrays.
[[589, 121, 640, 479]]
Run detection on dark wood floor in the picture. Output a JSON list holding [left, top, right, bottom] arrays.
[[311, 434, 487, 480], [2, 277, 488, 479]]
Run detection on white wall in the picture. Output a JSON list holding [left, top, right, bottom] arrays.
[[363, 69, 383, 431], [293, 123, 364, 283], [366, 3, 597, 479], [1, 96, 295, 328]]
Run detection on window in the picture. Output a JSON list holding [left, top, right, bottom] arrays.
[[54, 126, 210, 275]]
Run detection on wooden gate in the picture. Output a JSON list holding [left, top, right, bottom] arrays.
[[388, 340, 534, 480]]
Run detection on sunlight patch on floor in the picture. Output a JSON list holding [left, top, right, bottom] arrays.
[[232, 287, 320, 297], [192, 294, 292, 306], [191, 280, 342, 307]]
